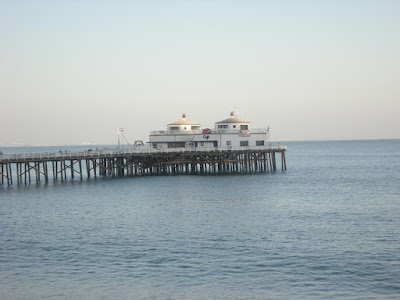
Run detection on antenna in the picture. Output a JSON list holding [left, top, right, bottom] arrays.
[[233, 106, 239, 117], [117, 128, 130, 149]]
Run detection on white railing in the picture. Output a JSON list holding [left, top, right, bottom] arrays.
[[248, 128, 268, 134], [0, 144, 287, 162], [150, 130, 203, 135], [212, 129, 268, 134], [150, 128, 268, 135]]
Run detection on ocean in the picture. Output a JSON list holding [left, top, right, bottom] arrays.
[[1, 140, 399, 299]]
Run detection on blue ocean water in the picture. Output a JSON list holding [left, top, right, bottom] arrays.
[[1, 140, 399, 299]]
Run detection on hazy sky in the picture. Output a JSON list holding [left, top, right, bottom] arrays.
[[1, 0, 399, 145]]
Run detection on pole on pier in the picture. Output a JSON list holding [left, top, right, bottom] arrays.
[[28, 163, 31, 183], [283, 152, 287, 170], [5, 163, 10, 185], [43, 161, 48, 183], [16, 163, 20, 185], [70, 160, 74, 179], [79, 160, 83, 180]]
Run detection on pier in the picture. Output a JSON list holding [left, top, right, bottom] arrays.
[[0, 146, 287, 186]]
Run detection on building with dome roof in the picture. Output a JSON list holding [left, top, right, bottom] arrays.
[[167, 113, 201, 132], [215, 112, 250, 131], [149, 112, 269, 149]]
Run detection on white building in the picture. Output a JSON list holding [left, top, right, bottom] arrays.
[[148, 112, 270, 149]]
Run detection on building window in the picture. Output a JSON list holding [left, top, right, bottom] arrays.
[[240, 125, 248, 130], [240, 141, 249, 147], [256, 140, 265, 146], [191, 126, 200, 130], [170, 126, 179, 131], [233, 125, 236, 128], [226, 141, 231, 146], [168, 142, 185, 148], [201, 142, 204, 146], [218, 125, 228, 129]]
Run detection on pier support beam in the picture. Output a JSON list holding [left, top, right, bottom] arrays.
[[0, 149, 287, 186]]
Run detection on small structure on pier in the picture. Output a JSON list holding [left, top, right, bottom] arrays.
[[149, 112, 270, 149]]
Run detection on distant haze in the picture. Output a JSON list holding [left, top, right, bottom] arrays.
[[1, 0, 399, 146]]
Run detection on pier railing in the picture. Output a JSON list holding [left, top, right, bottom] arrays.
[[150, 128, 268, 135], [150, 129, 203, 135], [0, 145, 287, 162], [0, 145, 287, 186]]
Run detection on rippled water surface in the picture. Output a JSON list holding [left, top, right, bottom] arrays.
[[1, 140, 399, 299]]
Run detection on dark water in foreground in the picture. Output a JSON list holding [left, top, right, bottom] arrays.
[[1, 140, 399, 299]]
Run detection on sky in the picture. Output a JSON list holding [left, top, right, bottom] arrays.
[[1, 0, 399, 146]]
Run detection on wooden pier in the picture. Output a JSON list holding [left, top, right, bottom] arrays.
[[0, 146, 287, 186]]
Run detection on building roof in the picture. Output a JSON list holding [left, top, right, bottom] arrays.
[[215, 116, 249, 124], [168, 119, 201, 125], [168, 114, 201, 126]]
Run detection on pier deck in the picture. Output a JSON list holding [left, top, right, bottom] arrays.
[[0, 146, 287, 186]]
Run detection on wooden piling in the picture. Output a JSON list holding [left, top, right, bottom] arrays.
[[0, 148, 287, 186]]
